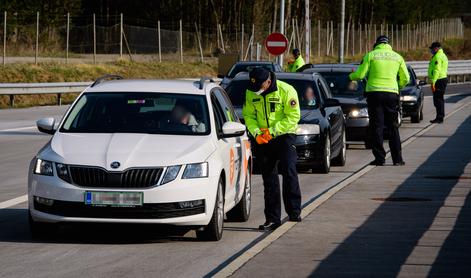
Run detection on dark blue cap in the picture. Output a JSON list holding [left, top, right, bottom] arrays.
[[429, 41, 441, 49], [248, 67, 270, 91]]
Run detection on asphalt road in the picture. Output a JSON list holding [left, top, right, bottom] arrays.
[[0, 84, 470, 278]]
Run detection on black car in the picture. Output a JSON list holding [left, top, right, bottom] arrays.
[[400, 65, 426, 123], [303, 63, 412, 147], [225, 72, 346, 173], [218, 61, 283, 89]]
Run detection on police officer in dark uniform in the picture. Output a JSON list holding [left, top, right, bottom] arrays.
[[242, 67, 302, 231]]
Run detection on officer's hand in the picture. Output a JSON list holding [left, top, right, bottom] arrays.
[[260, 128, 273, 142], [255, 134, 269, 144], [431, 84, 436, 93]]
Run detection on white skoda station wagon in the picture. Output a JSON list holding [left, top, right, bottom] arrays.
[[28, 75, 252, 241]]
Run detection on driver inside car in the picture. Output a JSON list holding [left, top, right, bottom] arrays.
[[171, 104, 206, 132], [302, 86, 317, 106]]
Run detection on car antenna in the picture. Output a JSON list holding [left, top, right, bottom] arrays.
[[91, 74, 124, 87], [198, 77, 215, 90]]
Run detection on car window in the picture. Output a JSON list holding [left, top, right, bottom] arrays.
[[212, 88, 238, 122], [319, 78, 333, 98], [317, 79, 328, 103], [226, 79, 321, 109], [407, 67, 417, 86], [320, 72, 365, 96], [227, 64, 274, 78], [60, 92, 210, 135]]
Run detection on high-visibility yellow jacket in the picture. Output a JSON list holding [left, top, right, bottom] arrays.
[[349, 43, 409, 94], [287, 55, 305, 72], [242, 79, 300, 138], [428, 48, 448, 85]]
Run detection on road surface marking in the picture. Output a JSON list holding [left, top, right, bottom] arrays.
[[0, 126, 36, 132], [0, 194, 27, 209]]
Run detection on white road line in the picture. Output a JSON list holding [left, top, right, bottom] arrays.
[[0, 126, 36, 132], [0, 194, 27, 209], [213, 99, 471, 278]]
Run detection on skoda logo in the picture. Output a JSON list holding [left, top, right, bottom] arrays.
[[110, 161, 121, 169]]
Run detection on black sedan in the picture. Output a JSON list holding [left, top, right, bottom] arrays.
[[225, 72, 346, 173], [218, 61, 283, 89], [400, 65, 425, 123]]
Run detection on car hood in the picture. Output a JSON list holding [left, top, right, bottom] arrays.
[[40, 132, 216, 170], [333, 95, 367, 113], [400, 86, 416, 95]]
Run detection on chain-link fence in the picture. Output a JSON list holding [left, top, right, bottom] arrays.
[[0, 12, 465, 64]]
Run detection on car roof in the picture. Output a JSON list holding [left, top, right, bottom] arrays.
[[233, 61, 276, 66], [303, 63, 359, 73], [231, 72, 321, 82], [84, 79, 216, 95]]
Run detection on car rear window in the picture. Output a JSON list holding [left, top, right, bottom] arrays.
[[226, 79, 321, 108], [60, 92, 210, 135]]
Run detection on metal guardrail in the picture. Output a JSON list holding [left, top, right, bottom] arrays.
[[0, 60, 470, 107]]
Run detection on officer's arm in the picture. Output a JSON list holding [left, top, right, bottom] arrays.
[[398, 59, 410, 89], [269, 86, 301, 137], [242, 91, 261, 137], [431, 57, 441, 85], [349, 54, 369, 81]]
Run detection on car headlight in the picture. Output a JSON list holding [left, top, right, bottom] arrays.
[[34, 158, 54, 176], [296, 124, 320, 135], [56, 163, 71, 183], [401, 95, 418, 102], [182, 162, 208, 179], [349, 108, 368, 118], [161, 165, 182, 184]]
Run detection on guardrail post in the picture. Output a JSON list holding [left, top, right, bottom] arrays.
[[57, 93, 62, 106], [9, 95, 14, 107]]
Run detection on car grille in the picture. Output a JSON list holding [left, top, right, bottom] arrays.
[[69, 166, 163, 188], [34, 199, 205, 219]]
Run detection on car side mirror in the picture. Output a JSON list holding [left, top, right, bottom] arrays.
[[217, 74, 225, 79], [418, 80, 426, 86], [221, 122, 246, 138], [323, 98, 340, 108], [37, 117, 56, 135]]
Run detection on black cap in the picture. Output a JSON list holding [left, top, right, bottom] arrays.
[[375, 35, 389, 45], [429, 41, 441, 49], [248, 67, 270, 91], [292, 48, 300, 56]]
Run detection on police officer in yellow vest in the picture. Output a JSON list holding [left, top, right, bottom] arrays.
[[349, 35, 410, 166], [428, 42, 448, 124], [243, 67, 302, 231], [287, 48, 305, 72]]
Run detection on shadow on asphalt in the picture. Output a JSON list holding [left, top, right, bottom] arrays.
[[445, 93, 471, 104], [0, 208, 202, 244], [0, 131, 46, 136], [310, 114, 471, 277]]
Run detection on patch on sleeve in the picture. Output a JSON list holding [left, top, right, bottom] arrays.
[[289, 98, 297, 108]]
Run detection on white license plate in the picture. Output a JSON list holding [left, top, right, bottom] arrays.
[[84, 191, 143, 207]]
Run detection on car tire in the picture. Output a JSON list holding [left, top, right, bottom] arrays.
[[332, 129, 346, 166], [29, 210, 57, 238], [226, 168, 251, 222], [411, 110, 420, 123], [196, 177, 224, 241], [419, 105, 424, 121], [313, 135, 331, 174]]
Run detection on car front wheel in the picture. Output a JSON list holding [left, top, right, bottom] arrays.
[[196, 177, 224, 241], [313, 135, 331, 174], [332, 129, 347, 166]]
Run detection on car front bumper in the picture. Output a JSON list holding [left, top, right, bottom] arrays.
[[295, 134, 324, 166], [28, 173, 219, 226], [346, 117, 369, 142], [401, 101, 420, 116]]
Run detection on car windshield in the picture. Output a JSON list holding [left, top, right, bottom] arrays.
[[227, 64, 274, 78], [225, 79, 320, 108], [60, 92, 210, 135], [319, 72, 364, 96]]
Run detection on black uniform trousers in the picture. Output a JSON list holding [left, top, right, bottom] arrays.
[[256, 134, 301, 223], [366, 92, 403, 164], [433, 78, 448, 121]]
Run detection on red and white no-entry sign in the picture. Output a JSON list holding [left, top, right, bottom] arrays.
[[265, 32, 288, 56]]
